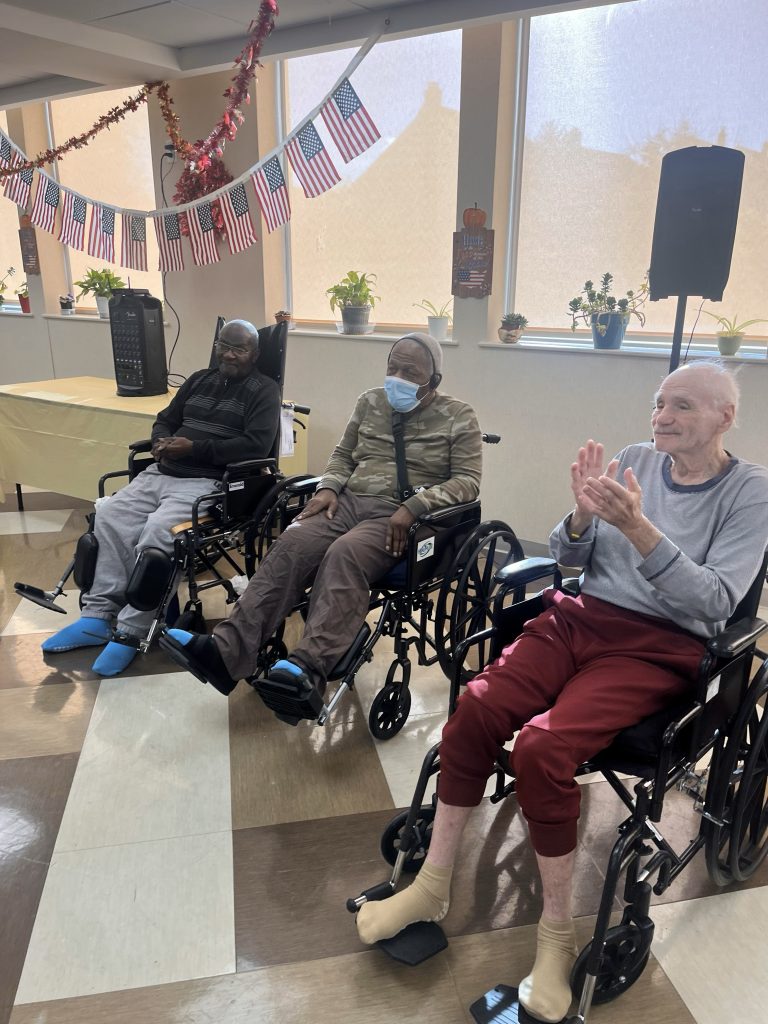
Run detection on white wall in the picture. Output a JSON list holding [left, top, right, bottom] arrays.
[[0, 314, 114, 383]]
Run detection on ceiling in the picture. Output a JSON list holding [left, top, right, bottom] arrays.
[[0, 0, 617, 108]]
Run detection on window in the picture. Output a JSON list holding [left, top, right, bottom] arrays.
[[284, 31, 461, 326], [50, 89, 163, 302], [515, 0, 768, 336], [0, 111, 25, 305]]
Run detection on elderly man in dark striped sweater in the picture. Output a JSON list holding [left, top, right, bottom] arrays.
[[42, 319, 281, 677]]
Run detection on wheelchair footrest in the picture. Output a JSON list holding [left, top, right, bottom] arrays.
[[250, 670, 325, 725], [470, 984, 564, 1024], [13, 583, 68, 614], [376, 921, 448, 965]]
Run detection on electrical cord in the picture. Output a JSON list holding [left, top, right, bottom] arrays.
[[681, 298, 706, 365], [160, 150, 184, 388]]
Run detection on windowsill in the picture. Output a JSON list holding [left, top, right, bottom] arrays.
[[0, 308, 32, 315], [42, 314, 171, 326], [290, 326, 459, 346], [479, 331, 768, 363]]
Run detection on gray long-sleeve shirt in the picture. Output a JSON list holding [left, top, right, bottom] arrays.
[[550, 443, 768, 638]]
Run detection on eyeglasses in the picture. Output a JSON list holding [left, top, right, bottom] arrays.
[[215, 340, 251, 356]]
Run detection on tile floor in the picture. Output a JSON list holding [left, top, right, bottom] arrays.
[[1, 488, 767, 1024]]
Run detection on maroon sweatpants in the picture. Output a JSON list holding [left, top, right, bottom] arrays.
[[439, 590, 705, 856]]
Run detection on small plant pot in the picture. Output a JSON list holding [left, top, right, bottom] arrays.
[[338, 305, 373, 335], [18, 295, 30, 314], [427, 316, 450, 342], [591, 312, 628, 350], [96, 295, 111, 319], [498, 327, 524, 344], [59, 302, 74, 316], [716, 332, 743, 357]]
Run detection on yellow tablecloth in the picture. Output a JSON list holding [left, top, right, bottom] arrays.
[[0, 376, 308, 502]]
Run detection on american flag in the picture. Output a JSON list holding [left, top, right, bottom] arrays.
[[219, 183, 257, 255], [121, 213, 148, 271], [30, 174, 60, 232], [0, 132, 13, 169], [153, 211, 184, 272], [285, 122, 340, 198], [251, 156, 290, 233], [3, 147, 34, 208], [186, 202, 220, 266], [88, 204, 115, 262], [458, 268, 485, 285], [58, 190, 87, 250], [320, 79, 380, 164]]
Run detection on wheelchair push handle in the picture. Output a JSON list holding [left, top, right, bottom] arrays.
[[481, 433, 501, 445]]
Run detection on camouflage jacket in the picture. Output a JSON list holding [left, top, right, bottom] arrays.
[[318, 388, 482, 516]]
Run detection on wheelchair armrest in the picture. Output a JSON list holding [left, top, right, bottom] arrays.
[[223, 458, 277, 479], [495, 556, 559, 588], [129, 439, 153, 453], [98, 469, 130, 497], [450, 626, 497, 713], [416, 500, 481, 528], [285, 475, 322, 495], [706, 617, 767, 659]]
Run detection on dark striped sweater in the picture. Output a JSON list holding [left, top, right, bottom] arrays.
[[151, 368, 281, 479]]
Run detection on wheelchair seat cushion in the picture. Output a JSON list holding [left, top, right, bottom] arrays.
[[590, 694, 695, 775]]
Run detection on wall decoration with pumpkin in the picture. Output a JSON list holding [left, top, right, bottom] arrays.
[[452, 203, 494, 299]]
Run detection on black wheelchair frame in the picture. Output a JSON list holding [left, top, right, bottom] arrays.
[[348, 552, 768, 1022]]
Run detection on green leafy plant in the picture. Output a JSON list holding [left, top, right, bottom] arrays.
[[568, 272, 648, 335], [326, 271, 380, 313], [501, 312, 528, 329], [702, 310, 768, 336], [0, 265, 16, 306], [414, 299, 453, 323], [15, 280, 28, 298], [74, 267, 125, 299]]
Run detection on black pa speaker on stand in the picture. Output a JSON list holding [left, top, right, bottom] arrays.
[[648, 145, 744, 371], [108, 288, 168, 396]]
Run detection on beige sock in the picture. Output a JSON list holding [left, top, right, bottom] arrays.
[[518, 917, 577, 1023], [356, 862, 452, 944]]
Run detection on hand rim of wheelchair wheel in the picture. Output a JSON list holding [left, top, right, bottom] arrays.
[[704, 663, 768, 885], [434, 520, 523, 682], [369, 678, 412, 740], [380, 805, 436, 873], [570, 923, 650, 1005]]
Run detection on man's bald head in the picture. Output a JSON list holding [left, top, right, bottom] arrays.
[[662, 360, 740, 417]]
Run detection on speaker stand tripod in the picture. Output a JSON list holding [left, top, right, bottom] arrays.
[[669, 294, 688, 372]]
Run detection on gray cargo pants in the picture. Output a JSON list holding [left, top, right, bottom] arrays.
[[213, 490, 401, 681], [82, 464, 219, 637]]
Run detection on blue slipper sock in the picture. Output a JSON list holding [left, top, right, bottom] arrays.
[[42, 616, 112, 653], [92, 640, 139, 677], [271, 659, 304, 677], [164, 629, 238, 696]]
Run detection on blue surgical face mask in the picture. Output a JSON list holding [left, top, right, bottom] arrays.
[[384, 375, 422, 413]]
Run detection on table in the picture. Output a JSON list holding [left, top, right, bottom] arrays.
[[0, 376, 308, 502]]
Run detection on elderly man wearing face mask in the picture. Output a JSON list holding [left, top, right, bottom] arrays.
[[162, 332, 482, 700]]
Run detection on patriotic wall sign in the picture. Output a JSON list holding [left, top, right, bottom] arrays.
[[452, 220, 494, 299], [320, 79, 380, 163], [154, 211, 184, 272], [30, 175, 60, 232], [121, 213, 147, 271], [252, 157, 290, 233], [59, 190, 87, 250], [219, 183, 257, 255], [286, 122, 340, 198], [0, 37, 381, 272]]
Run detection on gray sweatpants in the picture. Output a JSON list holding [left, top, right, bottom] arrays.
[[213, 490, 400, 681], [82, 464, 219, 637]]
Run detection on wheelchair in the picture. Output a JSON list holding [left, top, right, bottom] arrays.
[[14, 320, 310, 653], [347, 550, 768, 1022], [217, 432, 524, 739]]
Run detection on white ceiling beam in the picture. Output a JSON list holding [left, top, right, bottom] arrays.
[[0, 76, 104, 110]]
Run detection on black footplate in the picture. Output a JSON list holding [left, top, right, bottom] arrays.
[[470, 985, 565, 1024], [14, 583, 67, 614], [250, 669, 325, 726], [377, 921, 448, 965]]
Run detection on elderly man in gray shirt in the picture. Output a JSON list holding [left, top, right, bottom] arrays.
[[355, 360, 768, 1024]]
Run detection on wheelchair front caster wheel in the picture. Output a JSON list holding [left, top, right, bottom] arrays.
[[570, 923, 650, 1005], [380, 805, 435, 873], [369, 678, 411, 740]]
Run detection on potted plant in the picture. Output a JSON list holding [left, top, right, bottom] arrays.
[[74, 268, 126, 318], [15, 280, 30, 314], [59, 292, 75, 315], [0, 266, 16, 309], [568, 273, 647, 349], [326, 270, 380, 335], [498, 312, 528, 344], [702, 311, 768, 357], [414, 299, 452, 341]]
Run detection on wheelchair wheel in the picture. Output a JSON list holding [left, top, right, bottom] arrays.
[[570, 924, 650, 1005], [380, 806, 435, 873], [434, 521, 524, 682], [705, 663, 768, 885], [369, 662, 412, 740]]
